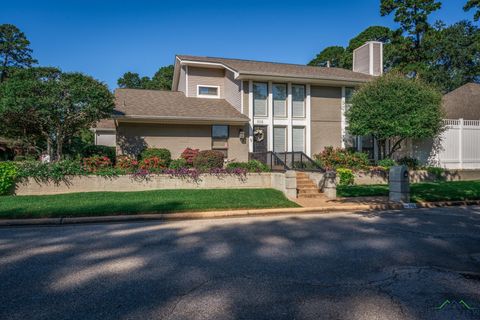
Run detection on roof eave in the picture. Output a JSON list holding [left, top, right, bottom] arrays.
[[113, 115, 249, 125], [236, 73, 371, 85]]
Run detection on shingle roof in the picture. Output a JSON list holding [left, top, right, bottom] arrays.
[[176, 55, 373, 82], [94, 119, 116, 130], [443, 83, 480, 120], [113, 89, 249, 123]]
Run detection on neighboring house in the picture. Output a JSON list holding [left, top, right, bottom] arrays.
[[402, 83, 480, 169], [111, 41, 382, 161], [92, 119, 116, 147]]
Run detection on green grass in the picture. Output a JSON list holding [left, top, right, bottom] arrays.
[[0, 188, 299, 219], [338, 180, 480, 202]]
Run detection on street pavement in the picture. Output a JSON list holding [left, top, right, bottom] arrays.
[[1, 206, 479, 319]]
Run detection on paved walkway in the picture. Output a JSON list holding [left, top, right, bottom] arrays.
[[1, 207, 479, 319], [295, 195, 390, 208]]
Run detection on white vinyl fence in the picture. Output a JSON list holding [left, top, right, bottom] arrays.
[[438, 119, 480, 169]]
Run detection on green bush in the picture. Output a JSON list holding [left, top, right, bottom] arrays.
[[193, 150, 224, 170], [397, 156, 419, 170], [169, 158, 188, 170], [314, 146, 369, 170], [16, 160, 85, 182], [426, 166, 446, 181], [336, 168, 355, 186], [0, 162, 17, 195], [226, 160, 270, 172], [82, 145, 116, 162], [378, 158, 397, 169], [140, 148, 171, 167]]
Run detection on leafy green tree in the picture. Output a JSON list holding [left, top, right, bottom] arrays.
[[308, 46, 346, 67], [117, 71, 143, 89], [464, 0, 480, 21], [422, 20, 480, 93], [150, 65, 174, 90], [346, 73, 443, 158], [0, 24, 37, 83], [380, 0, 442, 76], [117, 65, 174, 90], [380, 0, 442, 48], [0, 67, 114, 159]]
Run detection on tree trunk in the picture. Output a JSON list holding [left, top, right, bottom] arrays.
[[46, 137, 52, 159], [56, 129, 63, 161]]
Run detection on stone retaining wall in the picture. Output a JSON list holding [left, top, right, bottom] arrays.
[[15, 172, 298, 198], [354, 169, 480, 185]]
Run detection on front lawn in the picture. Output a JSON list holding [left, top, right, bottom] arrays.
[[0, 188, 299, 219], [338, 180, 480, 202]]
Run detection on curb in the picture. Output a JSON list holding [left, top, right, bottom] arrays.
[[0, 200, 478, 227]]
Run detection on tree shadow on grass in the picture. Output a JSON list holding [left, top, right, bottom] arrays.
[[0, 206, 479, 319]]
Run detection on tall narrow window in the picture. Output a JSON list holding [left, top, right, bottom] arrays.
[[292, 85, 305, 118], [345, 87, 355, 105], [253, 82, 268, 117], [212, 125, 229, 156], [273, 127, 287, 153], [292, 127, 305, 152], [273, 83, 287, 118]]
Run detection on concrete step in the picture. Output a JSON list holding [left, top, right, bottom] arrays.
[[298, 194, 325, 199], [298, 189, 321, 195]]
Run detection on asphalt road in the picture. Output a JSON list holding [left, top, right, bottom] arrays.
[[1, 207, 480, 320]]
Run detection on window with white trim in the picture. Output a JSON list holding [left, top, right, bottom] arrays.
[[273, 126, 287, 153], [212, 125, 229, 156], [198, 85, 219, 98], [292, 84, 305, 118], [292, 127, 305, 152], [253, 82, 268, 117], [273, 83, 287, 118]]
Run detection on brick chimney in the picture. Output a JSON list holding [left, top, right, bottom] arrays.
[[352, 41, 383, 76]]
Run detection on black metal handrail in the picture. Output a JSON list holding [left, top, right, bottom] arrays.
[[249, 151, 290, 171], [249, 151, 323, 172]]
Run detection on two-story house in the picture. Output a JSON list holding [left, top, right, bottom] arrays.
[[111, 41, 383, 161]]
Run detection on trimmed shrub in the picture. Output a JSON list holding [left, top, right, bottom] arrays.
[[397, 156, 419, 170], [116, 156, 139, 173], [337, 168, 354, 186], [169, 158, 188, 170], [0, 162, 17, 195], [181, 148, 199, 166], [314, 146, 369, 170], [82, 145, 116, 162], [378, 158, 397, 169], [193, 150, 224, 170], [140, 148, 171, 167], [83, 156, 112, 173], [426, 166, 446, 181], [226, 160, 270, 172]]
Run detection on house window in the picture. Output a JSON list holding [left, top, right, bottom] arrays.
[[345, 87, 355, 105], [273, 126, 287, 153], [273, 83, 287, 118], [198, 85, 219, 98], [253, 82, 268, 117], [212, 125, 229, 156], [292, 127, 305, 152], [292, 85, 305, 118]]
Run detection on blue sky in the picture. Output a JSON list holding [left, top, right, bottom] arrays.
[[1, 0, 473, 89]]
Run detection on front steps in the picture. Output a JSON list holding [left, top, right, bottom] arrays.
[[296, 172, 324, 199]]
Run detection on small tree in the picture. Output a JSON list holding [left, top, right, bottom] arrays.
[[0, 67, 114, 159], [346, 73, 443, 158]]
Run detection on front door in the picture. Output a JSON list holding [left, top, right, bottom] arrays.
[[253, 126, 268, 153]]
